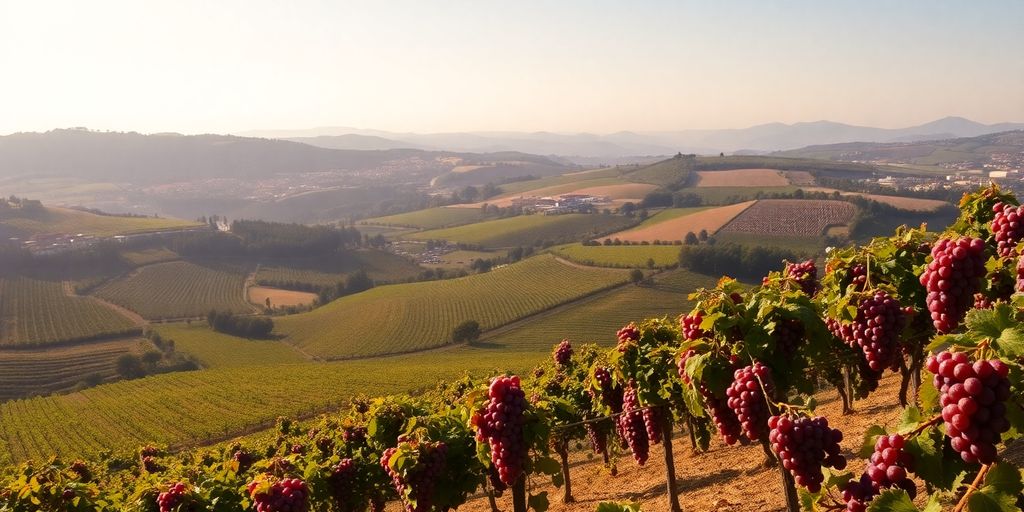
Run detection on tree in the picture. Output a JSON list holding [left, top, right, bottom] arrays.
[[646, 258, 656, 269], [698, 229, 709, 241], [629, 269, 644, 285], [684, 231, 699, 245], [452, 320, 481, 343], [141, 350, 163, 368], [115, 354, 145, 379], [620, 202, 637, 217]]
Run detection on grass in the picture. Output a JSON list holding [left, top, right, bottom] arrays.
[[550, 244, 682, 268], [0, 338, 154, 401], [625, 158, 693, 187], [94, 261, 252, 319], [0, 206, 200, 237], [154, 323, 307, 368], [0, 277, 138, 347], [407, 214, 637, 248], [274, 255, 629, 359], [361, 207, 491, 229], [119, 248, 180, 266]]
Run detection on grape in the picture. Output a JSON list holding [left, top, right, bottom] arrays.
[[488, 465, 508, 496], [842, 433, 916, 512], [768, 414, 846, 493], [726, 363, 775, 441], [973, 293, 994, 310], [142, 456, 163, 474], [919, 237, 986, 333], [616, 323, 640, 351], [472, 376, 528, 486], [553, 339, 572, 367], [381, 442, 447, 512], [157, 482, 196, 512], [850, 291, 906, 373], [232, 448, 254, 473], [785, 259, 819, 295], [990, 202, 1024, 258], [592, 366, 623, 414], [315, 436, 334, 455], [585, 422, 609, 458], [772, 317, 805, 358], [643, 406, 663, 446], [247, 477, 310, 512], [619, 381, 650, 465], [927, 351, 1012, 464], [678, 352, 745, 445], [677, 349, 696, 384], [679, 312, 704, 341], [342, 426, 368, 447], [1017, 253, 1024, 292], [69, 460, 92, 482], [849, 264, 867, 291], [328, 459, 365, 512]]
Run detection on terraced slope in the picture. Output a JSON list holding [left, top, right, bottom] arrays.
[[0, 338, 153, 401], [0, 277, 138, 347], [274, 255, 629, 358], [94, 261, 251, 319]]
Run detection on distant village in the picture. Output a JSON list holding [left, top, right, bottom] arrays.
[[509, 193, 613, 214]]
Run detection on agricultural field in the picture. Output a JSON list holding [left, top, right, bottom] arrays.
[[247, 287, 317, 308], [0, 337, 154, 401], [0, 277, 138, 347], [483, 167, 621, 197], [718, 199, 857, 237], [254, 267, 343, 290], [0, 206, 200, 238], [119, 247, 180, 266], [550, 243, 682, 268], [361, 207, 492, 229], [153, 324, 307, 368], [274, 255, 630, 358], [801, 187, 950, 212], [254, 249, 423, 290], [624, 158, 693, 187], [456, 177, 645, 209], [408, 213, 637, 248], [602, 201, 755, 242], [680, 185, 800, 205], [419, 249, 498, 269], [94, 261, 252, 320], [693, 168, 791, 187]]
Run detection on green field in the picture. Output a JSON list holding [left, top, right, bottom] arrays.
[[274, 255, 629, 358], [681, 186, 800, 205], [631, 207, 710, 228], [94, 261, 252, 319], [0, 338, 153, 401], [483, 269, 721, 351], [625, 158, 693, 187], [0, 277, 138, 347], [0, 206, 200, 237], [119, 247, 180, 266], [550, 244, 682, 268], [154, 324, 307, 368], [361, 207, 491, 229], [490, 168, 622, 196], [254, 249, 423, 290], [408, 213, 637, 248]]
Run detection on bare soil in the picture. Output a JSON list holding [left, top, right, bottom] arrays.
[[694, 169, 791, 187], [248, 286, 318, 308]]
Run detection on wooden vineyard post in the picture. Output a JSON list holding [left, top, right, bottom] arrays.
[[512, 475, 527, 512], [661, 407, 683, 512]]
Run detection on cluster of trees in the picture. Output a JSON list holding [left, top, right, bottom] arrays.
[[114, 330, 198, 379], [314, 270, 375, 305], [592, 238, 685, 246], [0, 195, 44, 214], [677, 242, 803, 281], [171, 221, 362, 259], [206, 310, 274, 338], [640, 189, 703, 208]]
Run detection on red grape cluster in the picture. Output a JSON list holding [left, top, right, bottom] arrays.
[[592, 366, 623, 414], [677, 349, 695, 384], [842, 434, 916, 511], [643, 406, 662, 446], [616, 323, 640, 351], [553, 339, 572, 367], [726, 363, 775, 441], [157, 482, 195, 512], [247, 478, 309, 512], [680, 312, 704, 340], [768, 414, 846, 493], [342, 426, 368, 447], [848, 264, 867, 291], [927, 351, 1011, 464], [381, 442, 447, 512], [69, 460, 91, 482], [702, 387, 745, 446], [785, 259, 819, 295], [920, 237, 986, 333], [473, 376, 528, 485], [142, 456, 163, 473], [232, 448, 254, 473], [585, 422, 608, 457], [328, 459, 363, 512], [618, 381, 650, 465], [772, 318, 805, 357], [852, 291, 906, 372], [991, 202, 1024, 258], [973, 293, 994, 310]]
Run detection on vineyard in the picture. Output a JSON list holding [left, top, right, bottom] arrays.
[[409, 214, 638, 248], [0, 337, 154, 401], [3, 185, 1024, 512], [274, 255, 630, 358], [93, 261, 252, 319], [0, 277, 138, 347], [550, 244, 683, 268], [254, 250, 423, 290], [0, 206, 200, 237], [156, 324, 308, 368], [719, 199, 858, 237], [361, 207, 493, 229]]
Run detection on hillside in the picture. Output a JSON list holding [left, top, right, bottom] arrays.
[[0, 203, 200, 239]]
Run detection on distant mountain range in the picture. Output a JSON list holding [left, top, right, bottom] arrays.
[[240, 117, 1024, 158]]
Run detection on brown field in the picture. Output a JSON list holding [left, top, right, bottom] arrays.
[[784, 170, 816, 186], [602, 201, 755, 242], [455, 182, 658, 208], [719, 199, 856, 237], [694, 168, 790, 187], [802, 188, 949, 211], [248, 286, 318, 308]]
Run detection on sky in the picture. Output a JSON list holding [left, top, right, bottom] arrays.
[[0, 0, 1022, 135]]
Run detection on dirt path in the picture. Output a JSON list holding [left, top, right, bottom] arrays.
[[62, 280, 147, 327]]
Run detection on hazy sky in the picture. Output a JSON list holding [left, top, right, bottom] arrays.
[[1, 0, 1022, 135]]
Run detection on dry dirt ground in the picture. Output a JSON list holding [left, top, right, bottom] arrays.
[[458, 374, 915, 512], [694, 169, 791, 187], [605, 201, 755, 242]]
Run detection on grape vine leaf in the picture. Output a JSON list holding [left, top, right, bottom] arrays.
[[982, 462, 1023, 496], [865, 489, 918, 512], [898, 406, 923, 431], [966, 488, 1019, 512], [528, 491, 550, 512], [532, 456, 561, 476], [993, 327, 1024, 359], [965, 303, 1016, 338], [919, 372, 940, 412], [858, 425, 888, 458], [920, 495, 943, 512]]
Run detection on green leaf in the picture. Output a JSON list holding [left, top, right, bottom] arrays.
[[920, 372, 940, 412], [528, 491, 550, 512], [993, 327, 1024, 359], [858, 425, 887, 458], [983, 462, 1024, 496], [680, 381, 705, 419], [904, 428, 947, 489], [797, 488, 819, 511], [921, 495, 943, 512], [965, 303, 1016, 337], [899, 406, 923, 431], [966, 487, 1019, 512], [865, 489, 918, 512], [532, 456, 560, 476], [684, 352, 711, 385]]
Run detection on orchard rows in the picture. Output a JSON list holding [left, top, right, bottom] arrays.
[[3, 185, 1024, 511]]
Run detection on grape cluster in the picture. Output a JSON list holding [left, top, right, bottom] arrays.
[[585, 422, 608, 457], [69, 460, 92, 482], [473, 376, 528, 485], [342, 426, 368, 447], [772, 318, 805, 358], [592, 366, 623, 414], [381, 442, 447, 512], [848, 264, 867, 291], [842, 434, 916, 512], [973, 293, 994, 310], [618, 381, 650, 465], [702, 387, 745, 445], [247, 478, 309, 512], [232, 448, 254, 473], [553, 339, 572, 367], [768, 414, 846, 493], [328, 459, 361, 512], [927, 351, 1011, 464], [142, 456, 163, 473], [677, 349, 695, 384], [680, 312, 704, 340], [852, 291, 906, 372], [157, 482, 194, 512], [991, 202, 1024, 258], [726, 363, 775, 441], [920, 237, 986, 333], [616, 323, 640, 351], [786, 259, 819, 295], [643, 406, 663, 446]]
